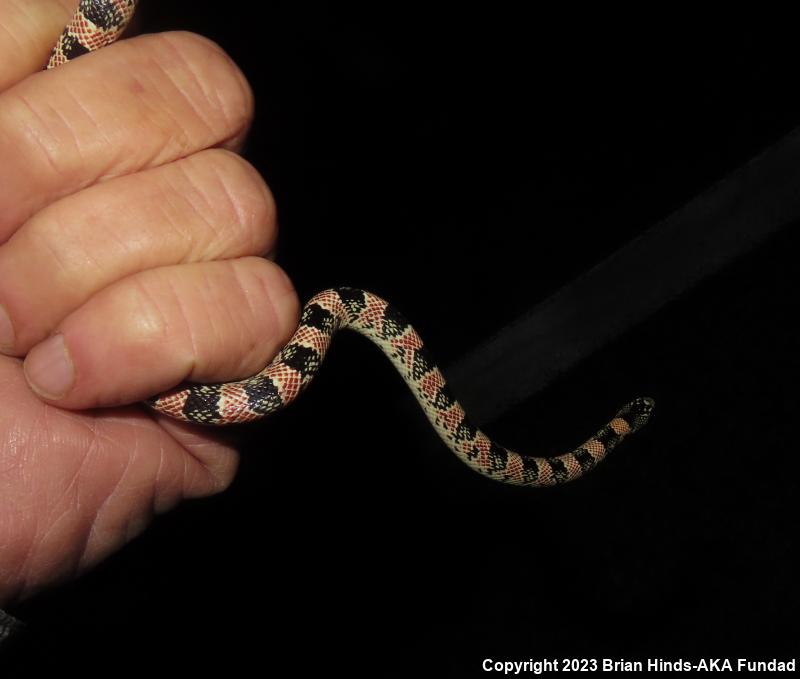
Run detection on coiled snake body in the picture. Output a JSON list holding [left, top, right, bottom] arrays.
[[47, 0, 654, 488]]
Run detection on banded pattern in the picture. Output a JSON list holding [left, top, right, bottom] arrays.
[[148, 289, 655, 487], [47, 0, 136, 69], [48, 1, 655, 487]]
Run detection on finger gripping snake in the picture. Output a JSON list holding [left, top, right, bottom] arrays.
[[47, 0, 654, 488]]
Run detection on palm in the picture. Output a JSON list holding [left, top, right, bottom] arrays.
[[0, 355, 238, 605]]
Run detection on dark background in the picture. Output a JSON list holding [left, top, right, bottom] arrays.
[[4, 3, 799, 676]]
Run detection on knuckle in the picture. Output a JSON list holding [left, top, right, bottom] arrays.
[[200, 149, 277, 254], [147, 31, 254, 139], [224, 258, 298, 356], [249, 258, 300, 341]]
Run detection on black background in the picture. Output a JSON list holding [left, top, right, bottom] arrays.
[[4, 3, 799, 676]]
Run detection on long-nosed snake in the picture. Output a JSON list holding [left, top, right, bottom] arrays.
[[46, 0, 654, 487]]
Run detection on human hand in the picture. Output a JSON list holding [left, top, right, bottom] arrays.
[[0, 1, 298, 605]]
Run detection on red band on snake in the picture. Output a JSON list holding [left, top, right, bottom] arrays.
[[47, 1, 654, 487]]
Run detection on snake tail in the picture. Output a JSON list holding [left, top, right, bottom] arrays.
[[147, 288, 654, 487], [48, 3, 654, 487]]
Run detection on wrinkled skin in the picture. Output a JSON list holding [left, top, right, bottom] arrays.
[[0, 0, 298, 605]]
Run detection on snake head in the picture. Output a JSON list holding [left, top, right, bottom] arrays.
[[616, 397, 655, 433]]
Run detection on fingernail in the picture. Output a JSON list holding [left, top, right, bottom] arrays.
[[24, 334, 75, 399], [0, 304, 14, 351]]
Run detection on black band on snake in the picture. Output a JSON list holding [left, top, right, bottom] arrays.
[[47, 1, 655, 488]]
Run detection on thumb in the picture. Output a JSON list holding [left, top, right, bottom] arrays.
[[22, 257, 300, 413]]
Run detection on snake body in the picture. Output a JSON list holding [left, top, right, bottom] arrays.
[[47, 0, 654, 488]]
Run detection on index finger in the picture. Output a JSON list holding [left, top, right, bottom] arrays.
[[0, 30, 254, 243]]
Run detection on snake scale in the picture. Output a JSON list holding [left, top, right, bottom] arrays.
[[46, 0, 654, 487]]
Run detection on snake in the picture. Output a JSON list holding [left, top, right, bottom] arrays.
[[46, 0, 654, 488]]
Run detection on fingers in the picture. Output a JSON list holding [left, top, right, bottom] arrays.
[[22, 257, 300, 409], [0, 30, 254, 241], [0, 354, 240, 605], [0, 9, 283, 419], [0, 149, 277, 354], [0, 0, 75, 90]]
